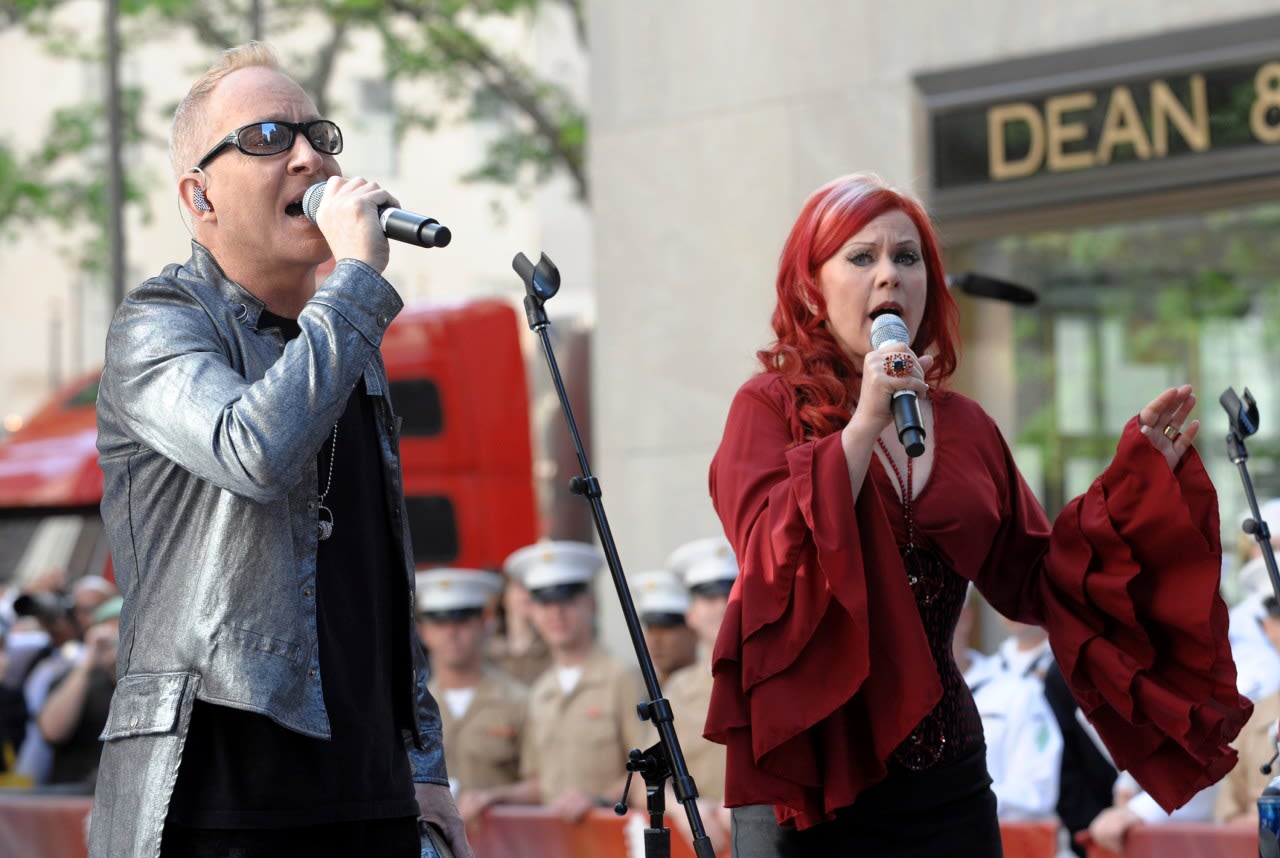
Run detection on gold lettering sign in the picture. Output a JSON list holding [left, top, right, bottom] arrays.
[[984, 71, 1229, 180], [1250, 61, 1280, 144], [988, 103, 1044, 180]]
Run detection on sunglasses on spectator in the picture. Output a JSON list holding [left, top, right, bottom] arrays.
[[195, 119, 343, 170]]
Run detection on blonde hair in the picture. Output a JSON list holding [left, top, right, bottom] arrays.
[[169, 41, 281, 178]]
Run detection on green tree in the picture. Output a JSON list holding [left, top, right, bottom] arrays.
[[0, 0, 588, 272]]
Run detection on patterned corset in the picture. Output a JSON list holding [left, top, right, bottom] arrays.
[[889, 545, 985, 771]]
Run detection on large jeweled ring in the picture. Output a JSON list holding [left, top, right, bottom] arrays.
[[1162, 424, 1182, 442], [884, 353, 915, 378]]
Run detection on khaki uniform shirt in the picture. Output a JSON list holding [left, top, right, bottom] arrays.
[[521, 644, 655, 802], [1216, 688, 1280, 822], [666, 651, 725, 802], [488, 635, 552, 688], [429, 667, 529, 793]]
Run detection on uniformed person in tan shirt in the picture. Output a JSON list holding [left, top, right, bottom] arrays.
[[415, 568, 529, 825], [664, 536, 739, 852], [633, 569, 697, 684], [1216, 595, 1280, 826], [485, 575, 552, 687], [465, 540, 655, 823]]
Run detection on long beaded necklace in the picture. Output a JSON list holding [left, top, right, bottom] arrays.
[[875, 437, 941, 606], [316, 424, 338, 541], [876, 437, 915, 548], [877, 436, 947, 771]]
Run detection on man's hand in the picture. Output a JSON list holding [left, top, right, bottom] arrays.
[[415, 782, 474, 858], [311, 176, 398, 274], [455, 788, 499, 828], [1088, 805, 1142, 853], [83, 623, 118, 669], [549, 788, 597, 823]]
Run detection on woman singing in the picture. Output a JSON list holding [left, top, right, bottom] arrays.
[[706, 173, 1250, 857]]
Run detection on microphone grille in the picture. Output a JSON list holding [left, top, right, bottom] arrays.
[[301, 182, 327, 224], [870, 313, 910, 350]]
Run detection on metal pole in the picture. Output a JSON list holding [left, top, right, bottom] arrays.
[[105, 0, 126, 307]]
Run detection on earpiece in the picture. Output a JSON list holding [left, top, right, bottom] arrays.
[[192, 185, 212, 212]]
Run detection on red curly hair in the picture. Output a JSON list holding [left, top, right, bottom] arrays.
[[758, 173, 960, 442]]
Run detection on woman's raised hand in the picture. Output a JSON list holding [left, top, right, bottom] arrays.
[[1139, 384, 1199, 470]]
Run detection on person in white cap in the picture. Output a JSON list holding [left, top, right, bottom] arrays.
[[968, 619, 1062, 822], [485, 575, 551, 687], [465, 540, 655, 823], [415, 569, 528, 820], [633, 570, 697, 684], [663, 536, 739, 852], [1227, 497, 1280, 702]]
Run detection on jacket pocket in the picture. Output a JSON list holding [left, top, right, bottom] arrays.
[[215, 624, 304, 665], [100, 672, 191, 740]]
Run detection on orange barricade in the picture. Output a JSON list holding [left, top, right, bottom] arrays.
[[469, 806, 733, 858], [11, 792, 1260, 858], [0, 790, 91, 858], [469, 806, 631, 858], [471, 808, 1057, 858], [999, 819, 1058, 858], [1081, 821, 1256, 858]]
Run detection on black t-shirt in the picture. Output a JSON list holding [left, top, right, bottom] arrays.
[[0, 683, 26, 766], [46, 666, 115, 788], [168, 310, 417, 830]]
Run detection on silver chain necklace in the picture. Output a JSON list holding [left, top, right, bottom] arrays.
[[316, 424, 338, 541]]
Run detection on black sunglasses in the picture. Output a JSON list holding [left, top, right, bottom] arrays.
[[195, 119, 343, 170]]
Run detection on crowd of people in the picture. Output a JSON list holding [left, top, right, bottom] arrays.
[[6, 516, 1280, 858], [411, 535, 740, 853], [946, 495, 1280, 857], [0, 573, 120, 791]]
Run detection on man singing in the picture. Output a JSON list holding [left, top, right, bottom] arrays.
[[92, 41, 469, 858]]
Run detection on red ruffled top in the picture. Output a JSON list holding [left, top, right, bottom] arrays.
[[705, 372, 1251, 830]]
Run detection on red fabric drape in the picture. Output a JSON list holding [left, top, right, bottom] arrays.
[[705, 373, 1250, 830]]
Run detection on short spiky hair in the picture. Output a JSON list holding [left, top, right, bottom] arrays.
[[169, 41, 281, 178]]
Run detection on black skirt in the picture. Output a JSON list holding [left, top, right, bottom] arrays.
[[730, 747, 1003, 858]]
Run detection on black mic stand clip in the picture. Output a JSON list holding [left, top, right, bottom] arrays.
[[512, 252, 717, 858]]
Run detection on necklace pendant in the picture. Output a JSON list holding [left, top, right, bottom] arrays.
[[317, 503, 334, 541]]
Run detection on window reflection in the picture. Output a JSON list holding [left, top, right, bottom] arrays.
[[969, 202, 1280, 601]]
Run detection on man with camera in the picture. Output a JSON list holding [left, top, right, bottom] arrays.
[[11, 575, 117, 784]]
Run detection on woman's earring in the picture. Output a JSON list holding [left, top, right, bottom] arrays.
[[192, 186, 212, 212]]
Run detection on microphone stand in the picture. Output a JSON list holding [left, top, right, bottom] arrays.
[[1220, 387, 1280, 603], [512, 252, 717, 858], [1219, 387, 1280, 858]]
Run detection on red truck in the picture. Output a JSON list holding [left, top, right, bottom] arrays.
[[0, 297, 544, 586]]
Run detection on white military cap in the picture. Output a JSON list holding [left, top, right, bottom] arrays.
[[502, 540, 604, 598], [632, 569, 690, 623], [416, 568, 504, 615], [1248, 498, 1280, 533], [666, 536, 738, 592]]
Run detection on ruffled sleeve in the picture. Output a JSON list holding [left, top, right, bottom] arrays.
[[983, 416, 1251, 813], [704, 374, 941, 828]]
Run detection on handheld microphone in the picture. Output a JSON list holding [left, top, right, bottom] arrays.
[[870, 313, 926, 458], [302, 182, 451, 249]]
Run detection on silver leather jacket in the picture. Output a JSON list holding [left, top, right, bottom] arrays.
[[90, 243, 446, 858]]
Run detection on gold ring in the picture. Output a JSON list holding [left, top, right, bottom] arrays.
[[1162, 424, 1182, 442], [884, 353, 915, 378]]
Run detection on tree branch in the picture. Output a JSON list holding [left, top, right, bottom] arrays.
[[380, 0, 587, 200]]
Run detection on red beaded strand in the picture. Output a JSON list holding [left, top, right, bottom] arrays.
[[876, 437, 914, 548]]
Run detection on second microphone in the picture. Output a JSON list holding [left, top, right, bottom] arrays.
[[302, 182, 452, 249]]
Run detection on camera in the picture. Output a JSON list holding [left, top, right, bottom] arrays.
[[12, 591, 74, 623]]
